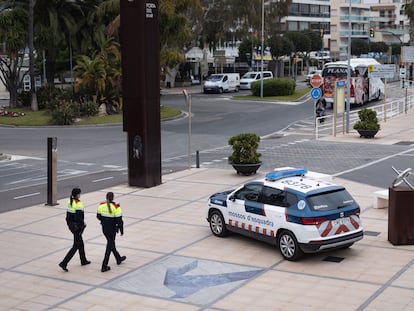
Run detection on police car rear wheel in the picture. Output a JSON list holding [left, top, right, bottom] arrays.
[[278, 231, 303, 261], [209, 210, 227, 237]]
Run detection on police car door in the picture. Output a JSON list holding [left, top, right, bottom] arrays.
[[228, 183, 263, 232], [259, 186, 287, 234]]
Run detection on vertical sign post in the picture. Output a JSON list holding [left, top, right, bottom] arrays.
[[46, 137, 58, 206], [182, 90, 192, 169], [120, 0, 161, 187], [334, 80, 345, 135]]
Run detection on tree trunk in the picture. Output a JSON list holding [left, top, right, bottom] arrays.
[[29, 0, 38, 111], [9, 89, 18, 108]]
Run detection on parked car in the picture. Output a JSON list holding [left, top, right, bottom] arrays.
[[191, 75, 200, 85], [205, 167, 363, 261], [239, 71, 273, 90], [305, 69, 322, 83]]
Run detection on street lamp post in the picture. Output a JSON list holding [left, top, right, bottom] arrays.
[[260, 0, 264, 98], [346, 0, 352, 133], [249, 27, 254, 70], [379, 29, 407, 113]]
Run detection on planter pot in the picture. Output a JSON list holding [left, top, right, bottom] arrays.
[[357, 129, 379, 138], [231, 163, 262, 176]]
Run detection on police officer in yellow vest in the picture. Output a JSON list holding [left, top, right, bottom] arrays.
[[97, 192, 126, 272], [59, 188, 90, 272]]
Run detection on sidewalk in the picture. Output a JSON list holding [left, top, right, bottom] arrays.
[[2, 97, 414, 310], [322, 106, 414, 146]]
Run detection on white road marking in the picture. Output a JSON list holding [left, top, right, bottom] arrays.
[[14, 192, 40, 200], [92, 177, 114, 183], [334, 147, 414, 177]]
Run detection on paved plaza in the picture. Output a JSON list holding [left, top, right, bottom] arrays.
[[1, 107, 414, 310]]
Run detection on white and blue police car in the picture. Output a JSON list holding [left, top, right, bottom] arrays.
[[205, 168, 363, 261]]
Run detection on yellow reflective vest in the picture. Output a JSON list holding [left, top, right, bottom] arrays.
[[66, 199, 85, 231], [97, 202, 123, 234]]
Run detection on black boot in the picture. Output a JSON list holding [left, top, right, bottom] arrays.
[[101, 266, 111, 272], [59, 262, 68, 272], [117, 256, 126, 265]]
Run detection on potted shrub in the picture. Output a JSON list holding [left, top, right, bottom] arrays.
[[353, 108, 380, 138], [228, 133, 262, 175]]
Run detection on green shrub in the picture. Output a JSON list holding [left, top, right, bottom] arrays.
[[251, 78, 296, 97], [353, 108, 380, 131], [228, 133, 261, 164], [36, 86, 64, 110], [50, 101, 76, 125], [17, 91, 31, 107], [79, 100, 98, 117]]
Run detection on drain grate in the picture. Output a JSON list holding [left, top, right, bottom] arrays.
[[323, 256, 344, 263], [364, 230, 380, 236], [394, 141, 414, 146]]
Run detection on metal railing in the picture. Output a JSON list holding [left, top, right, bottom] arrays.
[[315, 95, 414, 139]]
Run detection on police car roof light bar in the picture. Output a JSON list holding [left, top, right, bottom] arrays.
[[265, 168, 308, 181]]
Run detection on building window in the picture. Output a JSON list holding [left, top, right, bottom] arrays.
[[288, 21, 298, 31]]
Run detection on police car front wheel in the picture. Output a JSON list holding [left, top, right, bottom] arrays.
[[209, 210, 228, 237], [278, 231, 303, 261]]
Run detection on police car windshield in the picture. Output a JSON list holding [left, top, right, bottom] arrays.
[[306, 189, 355, 211]]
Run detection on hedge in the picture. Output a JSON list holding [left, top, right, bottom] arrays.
[[251, 78, 296, 97]]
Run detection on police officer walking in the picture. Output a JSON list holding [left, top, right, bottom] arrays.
[[97, 192, 126, 272], [59, 188, 90, 272]]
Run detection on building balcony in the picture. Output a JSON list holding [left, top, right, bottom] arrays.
[[370, 16, 396, 22], [339, 30, 369, 37], [340, 15, 370, 22]]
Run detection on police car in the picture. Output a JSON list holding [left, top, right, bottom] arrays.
[[205, 168, 363, 261]]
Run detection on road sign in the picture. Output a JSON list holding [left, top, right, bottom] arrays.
[[336, 80, 345, 87], [400, 67, 406, 79], [368, 64, 396, 79], [403, 46, 414, 63], [310, 87, 322, 100], [310, 74, 322, 88]]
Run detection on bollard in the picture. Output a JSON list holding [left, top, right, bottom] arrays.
[[196, 150, 200, 168], [46, 137, 58, 206]]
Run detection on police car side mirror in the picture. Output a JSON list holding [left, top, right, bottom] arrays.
[[229, 195, 236, 202]]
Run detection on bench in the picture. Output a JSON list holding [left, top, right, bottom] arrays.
[[373, 189, 388, 209]]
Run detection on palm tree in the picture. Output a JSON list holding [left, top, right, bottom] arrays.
[[74, 55, 107, 103], [34, 0, 84, 84], [74, 37, 121, 112]]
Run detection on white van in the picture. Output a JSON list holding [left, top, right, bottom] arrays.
[[203, 73, 240, 94], [240, 71, 273, 90]]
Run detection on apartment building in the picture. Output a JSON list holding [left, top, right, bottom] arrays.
[[369, 0, 409, 45], [326, 0, 409, 60], [280, 0, 408, 60], [282, 0, 331, 34]]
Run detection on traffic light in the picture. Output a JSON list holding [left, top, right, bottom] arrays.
[[369, 27, 375, 38]]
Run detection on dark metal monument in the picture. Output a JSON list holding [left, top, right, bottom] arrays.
[[120, 0, 161, 187]]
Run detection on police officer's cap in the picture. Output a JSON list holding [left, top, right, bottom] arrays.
[[71, 187, 81, 197]]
